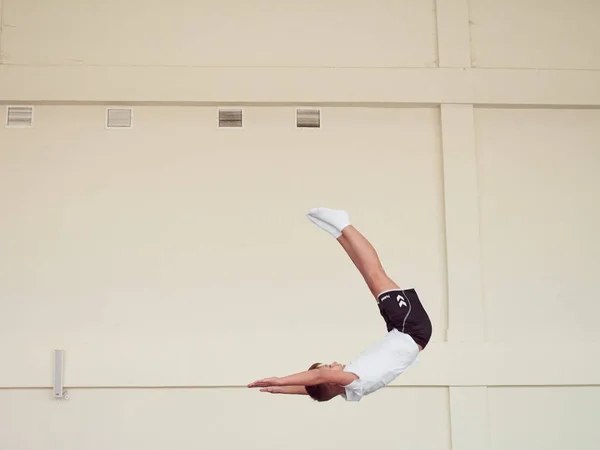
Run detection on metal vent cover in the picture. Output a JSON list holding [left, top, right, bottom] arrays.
[[218, 109, 243, 128], [296, 108, 320, 128], [6, 106, 34, 128], [106, 108, 133, 129]]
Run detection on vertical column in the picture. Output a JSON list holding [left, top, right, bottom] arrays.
[[435, 0, 472, 67], [436, 0, 483, 342], [0, 0, 4, 64], [440, 104, 484, 342], [436, 2, 488, 445], [449, 387, 490, 450]]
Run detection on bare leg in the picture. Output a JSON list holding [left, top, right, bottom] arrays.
[[306, 207, 400, 298], [337, 226, 399, 299]]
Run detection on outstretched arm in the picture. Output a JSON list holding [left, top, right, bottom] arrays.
[[248, 369, 357, 388]]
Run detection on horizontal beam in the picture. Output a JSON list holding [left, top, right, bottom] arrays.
[[1, 330, 599, 388], [1, 66, 599, 106]]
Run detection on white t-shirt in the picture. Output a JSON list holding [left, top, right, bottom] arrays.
[[341, 329, 420, 402]]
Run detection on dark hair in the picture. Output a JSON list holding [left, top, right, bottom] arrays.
[[304, 362, 332, 402]]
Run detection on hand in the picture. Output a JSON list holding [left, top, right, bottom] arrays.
[[259, 387, 287, 394], [259, 386, 308, 395], [247, 377, 281, 388]]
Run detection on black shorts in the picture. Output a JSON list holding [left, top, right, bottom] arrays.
[[377, 288, 432, 349]]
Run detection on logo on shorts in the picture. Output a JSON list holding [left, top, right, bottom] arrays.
[[380, 295, 391, 302], [397, 295, 407, 308]]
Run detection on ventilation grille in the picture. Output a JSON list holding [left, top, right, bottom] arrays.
[[296, 109, 320, 128], [6, 106, 34, 128], [218, 109, 243, 128], [106, 108, 133, 129]]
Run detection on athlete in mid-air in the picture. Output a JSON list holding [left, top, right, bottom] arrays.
[[248, 207, 432, 402]]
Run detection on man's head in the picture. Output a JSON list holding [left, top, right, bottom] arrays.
[[304, 362, 346, 402]]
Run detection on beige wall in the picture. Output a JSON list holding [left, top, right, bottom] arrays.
[[0, 105, 448, 388], [470, 0, 600, 69], [1, 1, 599, 450], [2, 0, 439, 67], [476, 108, 600, 344]]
